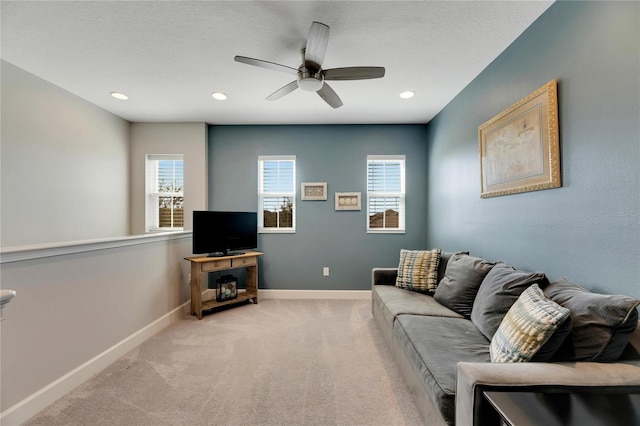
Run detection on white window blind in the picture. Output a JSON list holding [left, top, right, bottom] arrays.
[[367, 155, 405, 233], [146, 154, 184, 232], [258, 155, 295, 233]]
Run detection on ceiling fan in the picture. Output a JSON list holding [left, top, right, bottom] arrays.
[[234, 21, 385, 109]]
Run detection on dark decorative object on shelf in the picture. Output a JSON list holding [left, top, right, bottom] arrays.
[[216, 275, 238, 302]]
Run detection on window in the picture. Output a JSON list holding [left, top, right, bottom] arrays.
[[367, 155, 405, 233], [258, 155, 295, 233], [146, 154, 184, 232]]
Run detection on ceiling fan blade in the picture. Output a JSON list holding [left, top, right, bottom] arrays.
[[304, 22, 329, 70], [323, 67, 386, 80], [234, 56, 298, 75], [266, 81, 299, 101], [317, 83, 343, 109]]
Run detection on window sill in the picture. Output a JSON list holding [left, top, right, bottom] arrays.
[[147, 228, 184, 233], [259, 228, 296, 234], [367, 229, 406, 234]]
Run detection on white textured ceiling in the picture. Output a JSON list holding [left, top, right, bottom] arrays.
[[1, 1, 553, 125]]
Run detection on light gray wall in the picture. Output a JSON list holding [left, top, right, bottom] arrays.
[[0, 64, 203, 419], [425, 1, 639, 298], [130, 122, 208, 234], [0, 60, 130, 247], [208, 125, 429, 290], [0, 235, 192, 413]]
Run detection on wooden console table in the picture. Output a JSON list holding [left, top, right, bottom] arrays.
[[185, 251, 263, 320]]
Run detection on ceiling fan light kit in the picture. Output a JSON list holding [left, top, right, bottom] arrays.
[[297, 68, 324, 92], [234, 21, 385, 109]]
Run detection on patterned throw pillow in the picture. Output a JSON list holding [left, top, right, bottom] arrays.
[[396, 249, 442, 293], [490, 284, 570, 363]]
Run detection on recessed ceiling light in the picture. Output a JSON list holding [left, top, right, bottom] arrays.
[[110, 92, 128, 100], [212, 92, 228, 101], [400, 91, 415, 99]]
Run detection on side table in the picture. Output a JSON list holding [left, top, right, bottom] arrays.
[[483, 390, 640, 426]]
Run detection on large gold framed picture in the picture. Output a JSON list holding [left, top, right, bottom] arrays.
[[478, 79, 560, 198]]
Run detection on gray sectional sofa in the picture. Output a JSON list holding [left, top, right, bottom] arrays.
[[371, 251, 640, 426]]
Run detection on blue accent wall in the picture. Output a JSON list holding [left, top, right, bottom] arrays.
[[425, 1, 639, 298], [208, 124, 429, 290]]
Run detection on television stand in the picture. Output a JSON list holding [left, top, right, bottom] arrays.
[[185, 251, 263, 320]]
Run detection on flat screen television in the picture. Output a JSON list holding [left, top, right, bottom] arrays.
[[192, 211, 258, 257]]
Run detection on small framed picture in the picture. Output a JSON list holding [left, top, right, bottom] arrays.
[[301, 182, 328, 200], [335, 192, 361, 211]]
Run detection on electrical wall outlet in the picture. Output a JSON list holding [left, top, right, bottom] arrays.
[[323, 267, 329, 277]]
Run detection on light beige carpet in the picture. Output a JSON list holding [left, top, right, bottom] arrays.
[[26, 299, 423, 425]]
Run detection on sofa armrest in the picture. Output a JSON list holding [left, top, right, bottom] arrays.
[[371, 268, 398, 287], [456, 360, 640, 426]]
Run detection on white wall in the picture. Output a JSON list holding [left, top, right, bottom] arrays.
[[130, 123, 208, 234], [0, 60, 130, 247]]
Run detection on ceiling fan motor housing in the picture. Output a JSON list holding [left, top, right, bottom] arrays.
[[297, 67, 324, 92]]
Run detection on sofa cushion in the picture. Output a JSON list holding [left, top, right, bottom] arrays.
[[373, 285, 462, 330], [434, 254, 495, 318], [490, 284, 570, 362], [471, 263, 546, 340], [396, 249, 441, 293], [545, 278, 640, 361], [436, 251, 470, 284], [394, 315, 490, 425]]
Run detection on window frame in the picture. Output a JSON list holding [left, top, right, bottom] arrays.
[[366, 154, 406, 234], [145, 154, 184, 233], [258, 155, 296, 234]]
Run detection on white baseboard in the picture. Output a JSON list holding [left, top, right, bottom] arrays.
[[260, 289, 372, 300], [0, 302, 189, 426]]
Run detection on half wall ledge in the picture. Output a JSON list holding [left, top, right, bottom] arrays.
[[0, 231, 192, 264]]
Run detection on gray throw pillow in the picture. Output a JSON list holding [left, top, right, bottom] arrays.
[[544, 278, 640, 362], [470, 262, 546, 340], [436, 251, 470, 284], [434, 253, 495, 318]]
